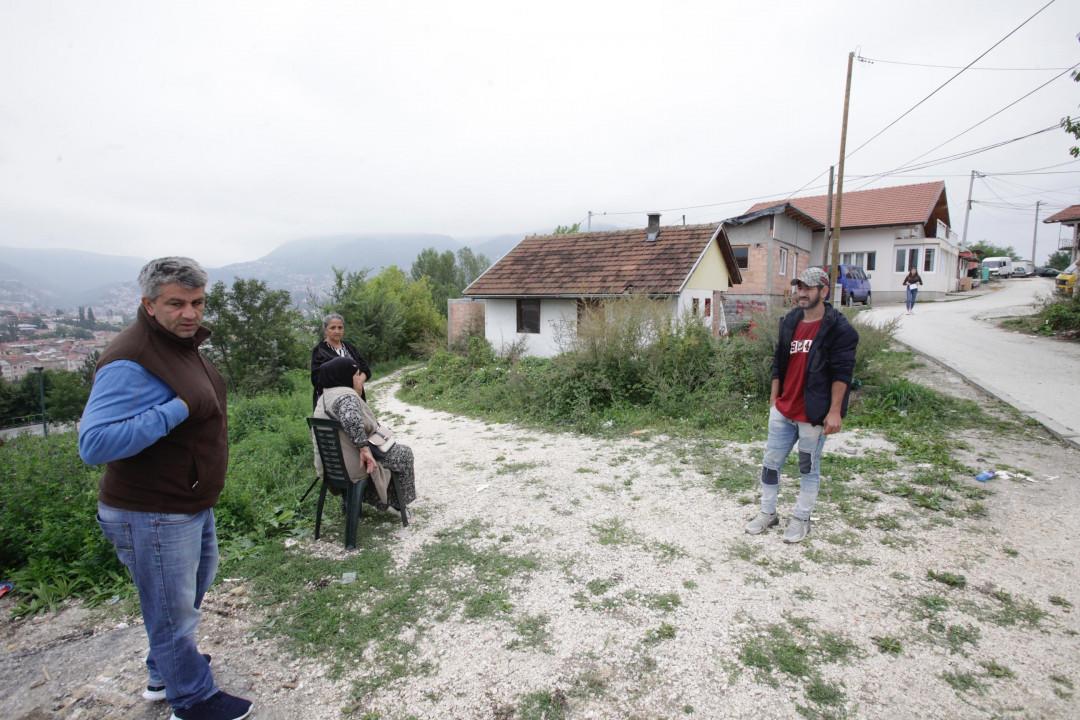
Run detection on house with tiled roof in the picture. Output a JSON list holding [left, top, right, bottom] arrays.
[[1043, 205, 1080, 264], [739, 180, 962, 303], [456, 214, 742, 357]]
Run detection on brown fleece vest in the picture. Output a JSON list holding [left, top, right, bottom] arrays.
[[96, 305, 228, 513]]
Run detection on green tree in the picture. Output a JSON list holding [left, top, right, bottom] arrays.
[[968, 241, 1019, 262], [324, 266, 444, 362], [1062, 57, 1079, 157], [204, 279, 306, 394], [1047, 250, 1071, 270], [410, 247, 491, 315], [553, 222, 581, 235], [77, 306, 86, 326], [45, 370, 90, 423], [86, 306, 96, 328], [79, 351, 101, 386]]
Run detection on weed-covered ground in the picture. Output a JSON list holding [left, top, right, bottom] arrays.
[[4, 358, 1078, 720]]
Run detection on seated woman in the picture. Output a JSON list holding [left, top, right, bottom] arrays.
[[314, 356, 416, 512], [310, 313, 372, 410]]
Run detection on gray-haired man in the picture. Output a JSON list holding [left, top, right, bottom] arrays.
[[79, 257, 252, 720]]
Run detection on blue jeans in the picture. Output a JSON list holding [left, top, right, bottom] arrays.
[[760, 407, 827, 521], [97, 502, 218, 709], [906, 286, 918, 310]]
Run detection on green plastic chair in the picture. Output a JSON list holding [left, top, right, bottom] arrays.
[[307, 417, 370, 549]]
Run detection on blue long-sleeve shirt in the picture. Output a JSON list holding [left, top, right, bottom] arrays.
[[78, 360, 190, 465]]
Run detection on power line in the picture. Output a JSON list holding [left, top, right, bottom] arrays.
[[855, 55, 1073, 72], [852, 63, 1079, 189], [844, 0, 1057, 161], [779, 1, 1057, 205]]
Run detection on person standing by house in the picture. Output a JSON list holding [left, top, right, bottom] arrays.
[[78, 257, 252, 720], [903, 267, 923, 314], [745, 267, 859, 543]]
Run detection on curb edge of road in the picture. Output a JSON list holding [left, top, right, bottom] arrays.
[[895, 339, 1080, 453]]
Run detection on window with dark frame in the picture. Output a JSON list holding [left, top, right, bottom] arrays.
[[516, 299, 540, 334], [704, 298, 712, 318], [692, 298, 700, 315], [733, 246, 749, 269]]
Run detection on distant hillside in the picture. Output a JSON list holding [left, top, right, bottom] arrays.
[[0, 248, 146, 309]]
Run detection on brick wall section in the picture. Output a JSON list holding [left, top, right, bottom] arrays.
[[447, 298, 485, 349]]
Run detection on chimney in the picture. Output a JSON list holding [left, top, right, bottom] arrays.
[[646, 213, 661, 241]]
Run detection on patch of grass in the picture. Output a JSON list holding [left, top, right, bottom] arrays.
[[728, 539, 762, 563], [803, 677, 846, 707], [871, 635, 902, 655], [586, 577, 619, 596], [507, 613, 552, 652], [939, 623, 980, 655], [683, 579, 698, 590], [979, 660, 1015, 679], [1049, 595, 1073, 610], [803, 547, 872, 567], [591, 518, 641, 546], [941, 671, 985, 695], [574, 467, 597, 474], [793, 586, 815, 601], [873, 515, 902, 531], [644, 592, 682, 612], [496, 461, 541, 475], [517, 689, 568, 720], [644, 622, 678, 644], [981, 586, 1048, 627], [1050, 674, 1074, 699], [927, 570, 967, 589], [912, 594, 950, 619], [1002, 546, 1019, 558]]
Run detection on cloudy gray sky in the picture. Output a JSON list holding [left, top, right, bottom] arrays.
[[1, 0, 1078, 266]]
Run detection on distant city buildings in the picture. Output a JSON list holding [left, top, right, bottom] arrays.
[[0, 308, 119, 381]]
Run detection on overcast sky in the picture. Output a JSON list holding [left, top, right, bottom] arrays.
[[1, 0, 1078, 266]]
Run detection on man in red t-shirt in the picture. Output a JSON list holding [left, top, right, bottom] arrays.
[[745, 267, 859, 543]]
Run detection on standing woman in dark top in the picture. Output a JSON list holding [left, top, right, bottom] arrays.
[[310, 313, 372, 409], [902, 268, 923, 314]]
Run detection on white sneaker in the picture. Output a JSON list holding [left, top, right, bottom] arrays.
[[783, 517, 811, 543], [745, 512, 778, 535]]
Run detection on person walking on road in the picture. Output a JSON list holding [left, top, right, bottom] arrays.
[[903, 267, 923, 314], [78, 257, 253, 720], [745, 267, 860, 543]]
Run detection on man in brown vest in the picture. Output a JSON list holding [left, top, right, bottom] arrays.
[[79, 257, 252, 720]]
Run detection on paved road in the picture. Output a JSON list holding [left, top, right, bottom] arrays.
[[861, 277, 1080, 445]]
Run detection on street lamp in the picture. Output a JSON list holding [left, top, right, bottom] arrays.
[[32, 366, 47, 437]]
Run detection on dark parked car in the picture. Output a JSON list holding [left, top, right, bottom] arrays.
[[1037, 266, 1063, 277]]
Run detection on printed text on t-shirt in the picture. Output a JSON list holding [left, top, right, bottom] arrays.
[[790, 339, 814, 354]]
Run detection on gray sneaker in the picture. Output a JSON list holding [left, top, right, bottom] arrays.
[[745, 512, 778, 535], [783, 517, 811, 543]]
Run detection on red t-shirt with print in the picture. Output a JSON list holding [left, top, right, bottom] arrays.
[[775, 319, 822, 422]]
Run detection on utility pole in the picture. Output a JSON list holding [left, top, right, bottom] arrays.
[[830, 51, 854, 296], [824, 165, 835, 266], [587, 211, 592, 232], [1030, 200, 1042, 265], [960, 170, 980, 247]]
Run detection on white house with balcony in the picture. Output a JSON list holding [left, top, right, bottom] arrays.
[[746, 181, 962, 303]]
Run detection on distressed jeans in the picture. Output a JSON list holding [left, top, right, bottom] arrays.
[[760, 406, 827, 521], [97, 502, 218, 709]]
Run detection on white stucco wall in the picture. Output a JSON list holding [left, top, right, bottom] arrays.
[[483, 298, 578, 358], [811, 225, 961, 301]]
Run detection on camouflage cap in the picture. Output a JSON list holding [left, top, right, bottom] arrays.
[[791, 267, 830, 288]]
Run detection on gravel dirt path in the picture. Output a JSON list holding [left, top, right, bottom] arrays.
[[3, 362, 1078, 719]]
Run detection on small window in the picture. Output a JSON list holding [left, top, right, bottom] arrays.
[[895, 249, 906, 272], [866, 251, 876, 271], [908, 248, 919, 271], [692, 298, 700, 315], [923, 248, 936, 272], [704, 298, 712, 318], [516, 299, 540, 334], [779, 247, 789, 275], [733, 246, 749, 269]]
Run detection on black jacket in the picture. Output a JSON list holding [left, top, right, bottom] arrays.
[[771, 303, 859, 425], [310, 340, 372, 409]]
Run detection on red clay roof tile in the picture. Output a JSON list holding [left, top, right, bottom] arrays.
[[746, 181, 948, 229], [464, 223, 740, 297], [1044, 205, 1080, 224]]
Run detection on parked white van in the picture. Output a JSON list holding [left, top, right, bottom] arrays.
[[1012, 260, 1034, 277], [982, 256, 1014, 278]]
